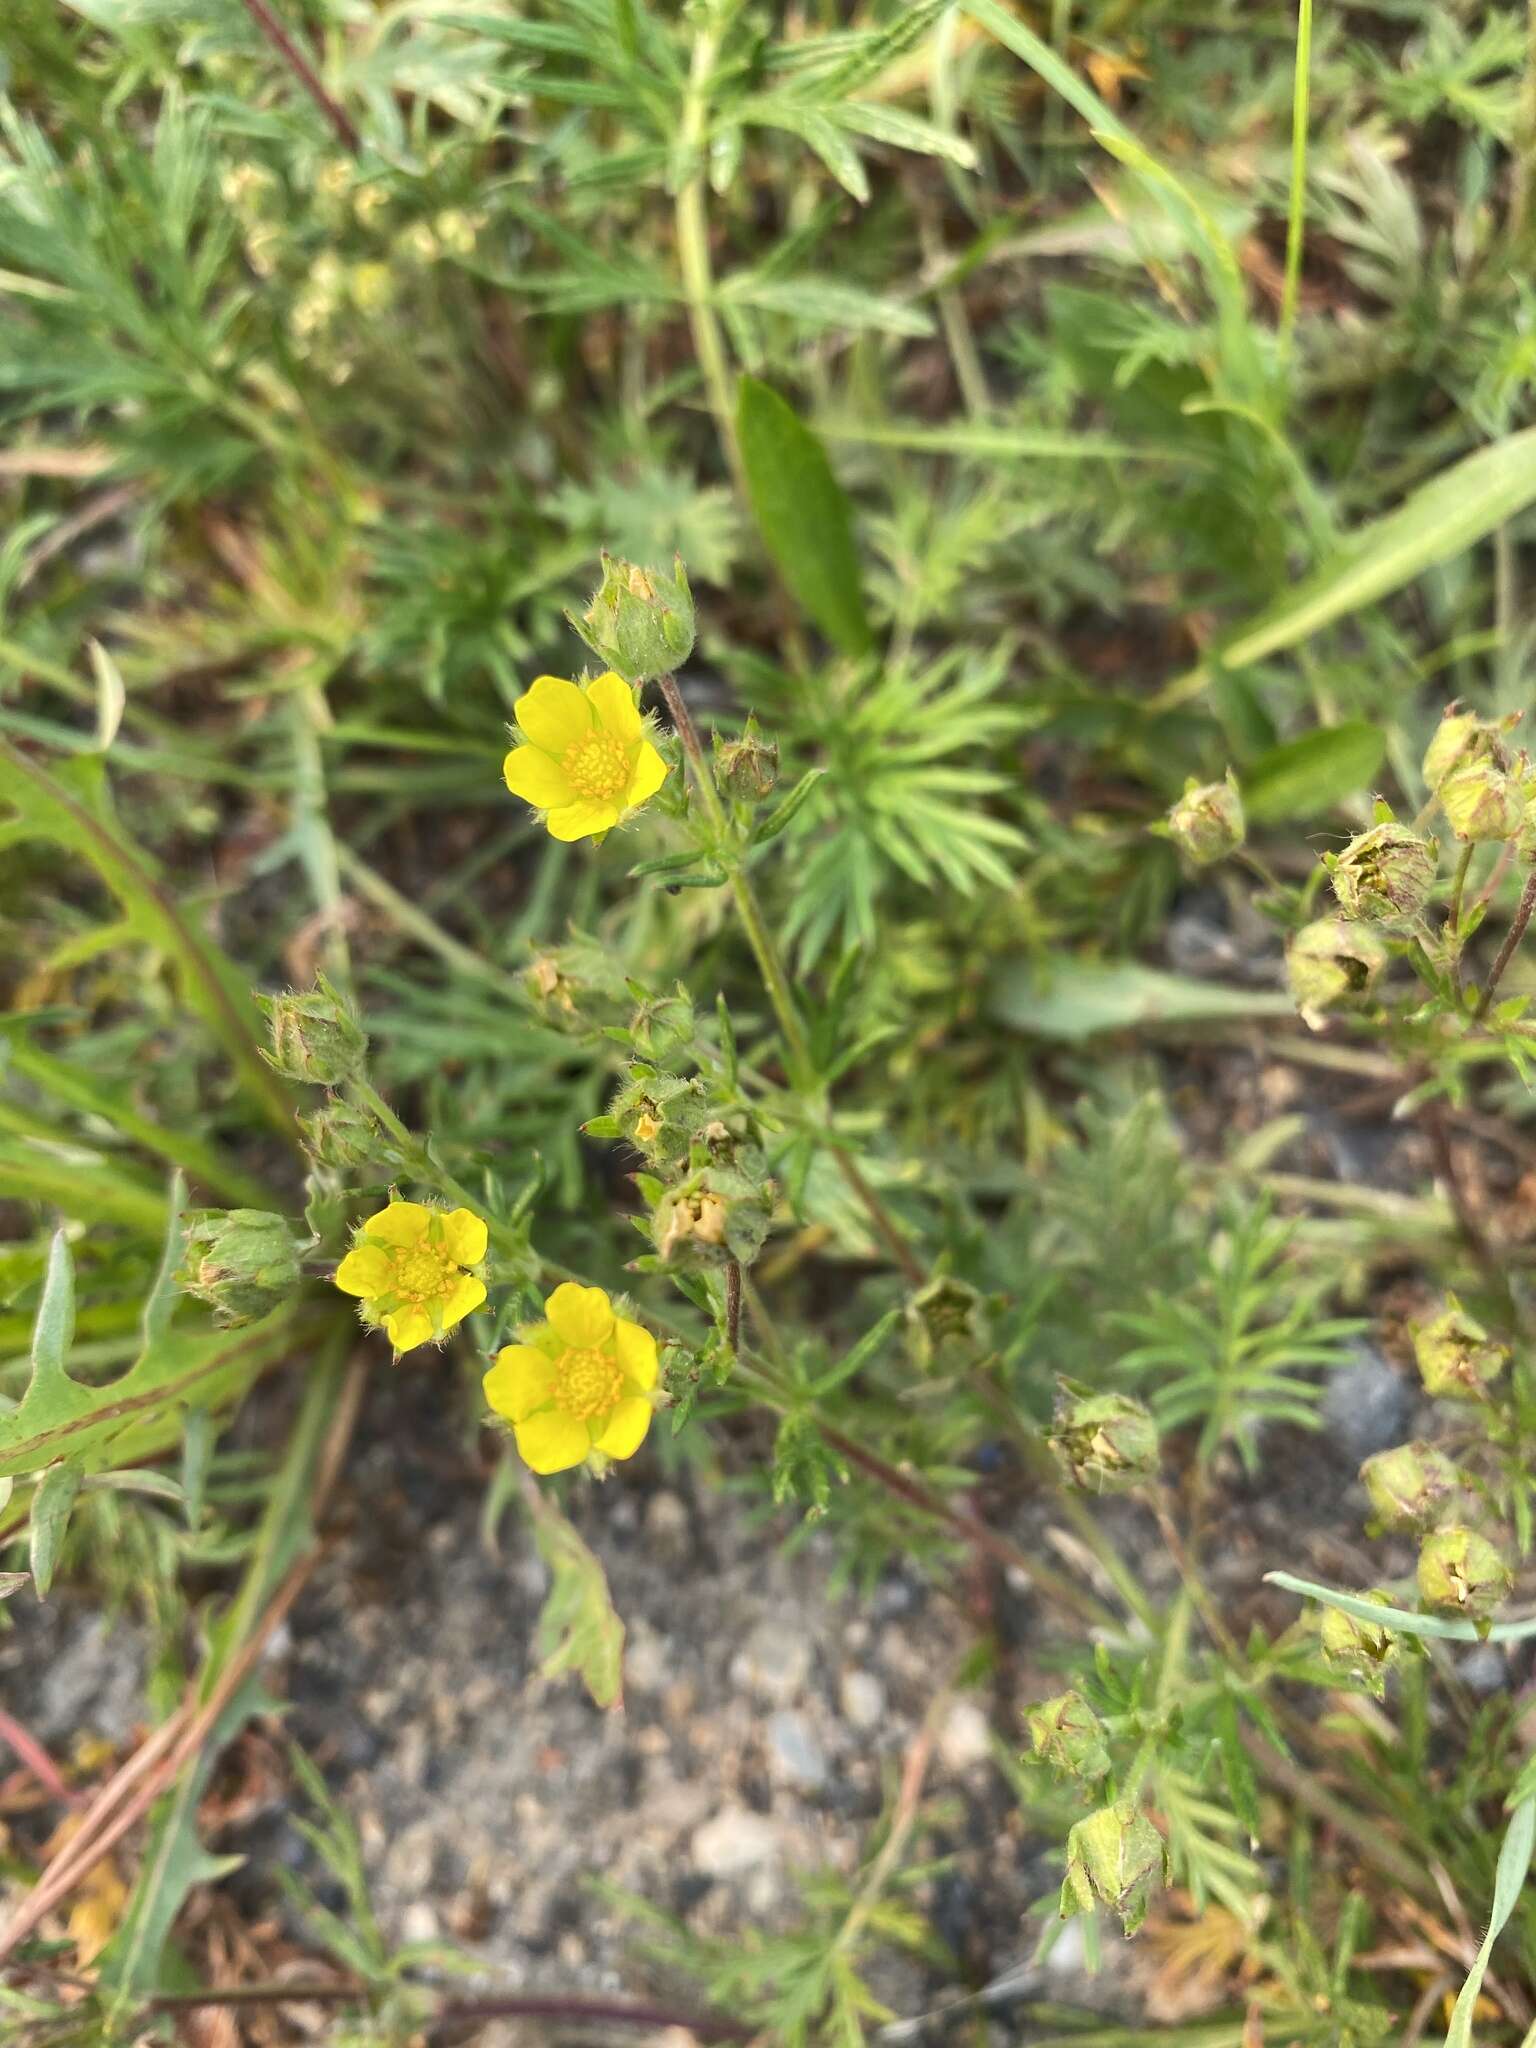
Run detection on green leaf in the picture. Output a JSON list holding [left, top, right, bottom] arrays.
[[1264, 1570, 1536, 1643], [724, 275, 932, 338], [0, 742, 295, 1141], [526, 1484, 625, 1709], [737, 377, 872, 658], [991, 960, 1294, 1041], [28, 1461, 82, 1598], [753, 767, 825, 845], [1443, 1795, 1536, 2048], [1165, 429, 1536, 699], [1242, 722, 1386, 823], [30, 1229, 75, 1395]]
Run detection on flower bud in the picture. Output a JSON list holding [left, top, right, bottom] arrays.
[[1439, 761, 1524, 844], [1422, 706, 1507, 792], [179, 1209, 305, 1326], [1360, 1440, 1461, 1531], [715, 717, 780, 804], [1048, 1383, 1158, 1493], [1165, 772, 1244, 866], [568, 552, 695, 683], [1027, 1691, 1110, 1781], [259, 973, 367, 1087], [1328, 822, 1437, 925], [653, 1166, 772, 1270], [1320, 1592, 1400, 1696], [1286, 917, 1389, 1025], [299, 1096, 396, 1174], [1417, 1525, 1511, 1619], [1412, 1297, 1508, 1402], [906, 1275, 989, 1373], [1060, 1802, 1167, 1935]]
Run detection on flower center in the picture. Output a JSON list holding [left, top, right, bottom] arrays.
[[553, 1345, 624, 1420], [388, 1242, 457, 1305], [563, 731, 631, 802]]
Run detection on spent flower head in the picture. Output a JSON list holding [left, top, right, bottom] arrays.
[[1320, 1592, 1401, 1697], [180, 1209, 305, 1326], [334, 1199, 488, 1355], [714, 716, 779, 803], [1439, 759, 1524, 843], [1048, 1382, 1158, 1492], [1026, 1691, 1110, 1781], [483, 1281, 660, 1475], [503, 671, 669, 842], [1286, 916, 1389, 1027], [1360, 1440, 1461, 1531], [1328, 820, 1437, 925], [568, 552, 695, 682], [1164, 772, 1244, 866], [1412, 1296, 1508, 1402], [1422, 705, 1512, 792], [1417, 1525, 1511, 1619], [1060, 1802, 1167, 1935]]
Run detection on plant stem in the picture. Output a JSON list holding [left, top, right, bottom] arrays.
[[1476, 869, 1536, 1019], [675, 18, 749, 503], [238, 0, 361, 154], [1278, 0, 1314, 361], [655, 672, 924, 1284], [1448, 840, 1475, 1002]]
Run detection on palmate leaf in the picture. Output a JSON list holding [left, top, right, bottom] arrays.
[[0, 1199, 300, 1495]]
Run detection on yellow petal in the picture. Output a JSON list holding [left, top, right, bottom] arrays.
[[439, 1273, 487, 1331], [593, 1397, 651, 1461], [613, 1317, 659, 1390], [503, 744, 574, 810], [546, 798, 620, 842], [360, 1201, 431, 1247], [441, 1208, 488, 1265], [483, 1344, 557, 1423], [384, 1304, 433, 1352], [585, 670, 642, 741], [545, 1281, 615, 1348], [514, 675, 592, 754], [515, 1409, 591, 1475], [624, 738, 669, 810], [334, 1244, 390, 1297]]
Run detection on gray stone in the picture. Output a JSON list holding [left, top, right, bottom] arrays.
[[691, 1805, 780, 1878], [937, 1698, 992, 1772], [767, 1710, 828, 1791], [730, 1619, 811, 1703], [34, 1613, 144, 1745], [1322, 1346, 1411, 1462], [1457, 1644, 1508, 1696]]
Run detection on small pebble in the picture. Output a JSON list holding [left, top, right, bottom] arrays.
[[767, 1710, 828, 1791], [840, 1670, 885, 1730], [1457, 1644, 1508, 1696], [937, 1698, 992, 1772], [691, 1805, 781, 1878], [730, 1619, 812, 1703], [1322, 1346, 1411, 1462]]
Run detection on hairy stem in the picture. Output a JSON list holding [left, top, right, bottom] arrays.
[[1476, 869, 1536, 1019], [1278, 0, 1314, 359], [675, 20, 748, 503], [239, 0, 361, 154]]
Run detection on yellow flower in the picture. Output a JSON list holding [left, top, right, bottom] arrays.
[[502, 672, 669, 842], [334, 1199, 488, 1354], [483, 1281, 659, 1474]]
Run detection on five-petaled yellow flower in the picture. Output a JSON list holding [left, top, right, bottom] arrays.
[[483, 1282, 658, 1474], [334, 1200, 488, 1355], [503, 672, 668, 842]]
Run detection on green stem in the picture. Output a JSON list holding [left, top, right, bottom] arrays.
[[346, 1077, 529, 1266], [655, 672, 924, 1284], [1278, 0, 1314, 362], [1448, 841, 1475, 1003], [675, 19, 748, 503]]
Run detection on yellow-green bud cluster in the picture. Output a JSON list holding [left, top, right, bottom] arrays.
[[1319, 1593, 1400, 1697], [715, 716, 780, 804], [569, 552, 695, 682], [1359, 1440, 1461, 1530], [905, 1275, 989, 1373]]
